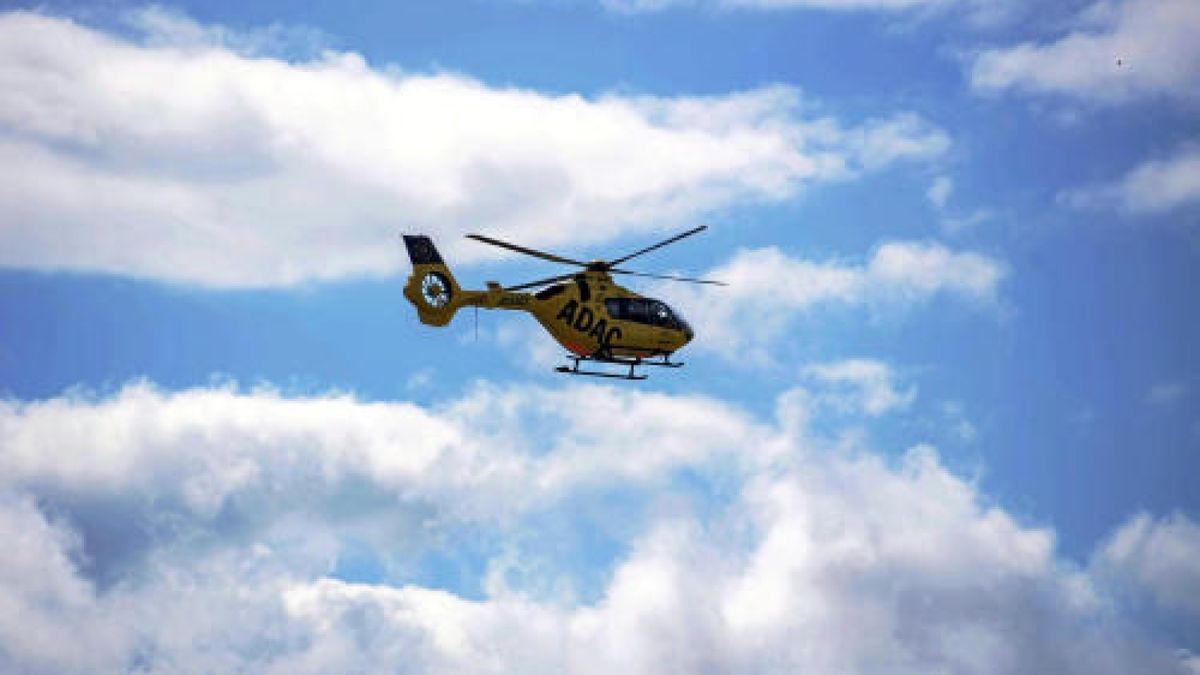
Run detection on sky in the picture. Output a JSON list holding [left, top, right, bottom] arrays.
[[0, 0, 1198, 672]]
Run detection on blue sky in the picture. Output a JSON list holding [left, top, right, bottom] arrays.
[[0, 0, 1199, 671]]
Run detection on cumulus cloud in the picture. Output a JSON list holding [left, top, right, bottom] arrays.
[[969, 0, 1200, 104], [805, 358, 916, 415], [1061, 143, 1200, 214], [0, 381, 1196, 672], [1095, 512, 1200, 617], [0, 10, 948, 287], [0, 381, 760, 527], [668, 241, 1005, 359]]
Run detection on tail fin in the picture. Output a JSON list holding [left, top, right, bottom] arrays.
[[402, 235, 465, 327]]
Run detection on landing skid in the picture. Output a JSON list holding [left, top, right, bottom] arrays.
[[554, 353, 683, 381]]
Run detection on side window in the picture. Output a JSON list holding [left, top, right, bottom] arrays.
[[604, 298, 626, 319], [626, 299, 649, 324]]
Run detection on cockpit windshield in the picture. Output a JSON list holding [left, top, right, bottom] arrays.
[[670, 304, 692, 334], [605, 297, 688, 331]]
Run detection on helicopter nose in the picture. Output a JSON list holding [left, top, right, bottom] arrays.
[[683, 325, 694, 342]]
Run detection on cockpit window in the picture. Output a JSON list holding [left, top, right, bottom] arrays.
[[605, 297, 682, 329], [649, 302, 672, 327], [627, 299, 649, 323]]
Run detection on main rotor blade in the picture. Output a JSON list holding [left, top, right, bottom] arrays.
[[610, 268, 727, 286], [466, 234, 588, 267], [608, 225, 708, 267], [503, 273, 578, 292]]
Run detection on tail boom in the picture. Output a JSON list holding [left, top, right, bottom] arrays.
[[401, 235, 532, 326]]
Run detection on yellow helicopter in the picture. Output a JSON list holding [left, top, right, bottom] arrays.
[[401, 226, 725, 380]]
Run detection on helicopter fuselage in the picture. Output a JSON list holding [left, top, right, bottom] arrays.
[[410, 270, 692, 359]]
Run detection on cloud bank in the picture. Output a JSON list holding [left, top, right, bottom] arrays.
[[1, 381, 1198, 673], [0, 10, 948, 287]]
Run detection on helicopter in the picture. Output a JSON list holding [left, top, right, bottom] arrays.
[[401, 225, 725, 380]]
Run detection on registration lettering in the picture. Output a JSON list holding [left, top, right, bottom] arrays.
[[556, 299, 623, 345]]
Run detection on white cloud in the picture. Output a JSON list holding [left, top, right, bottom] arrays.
[[1062, 143, 1200, 214], [927, 175, 953, 209], [0, 381, 1196, 672], [1095, 512, 1200, 617], [126, 5, 330, 56], [669, 241, 1005, 359], [0, 493, 131, 672], [825, 239, 1002, 298], [0, 10, 948, 287], [969, 0, 1200, 104], [805, 358, 916, 415], [0, 381, 761, 525], [925, 175, 994, 234]]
